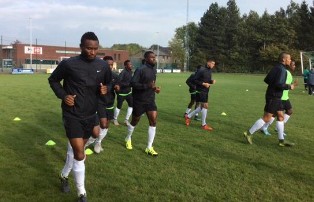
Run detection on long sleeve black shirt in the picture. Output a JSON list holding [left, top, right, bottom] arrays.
[[264, 63, 290, 100], [118, 68, 133, 94], [100, 71, 119, 107], [194, 66, 214, 93], [131, 63, 156, 104], [48, 55, 112, 119]]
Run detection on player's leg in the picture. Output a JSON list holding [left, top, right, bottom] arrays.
[[145, 107, 158, 156], [125, 103, 142, 150], [113, 95, 124, 125], [124, 94, 133, 125]]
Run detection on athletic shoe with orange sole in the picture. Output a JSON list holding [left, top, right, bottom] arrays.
[[202, 124, 213, 131]]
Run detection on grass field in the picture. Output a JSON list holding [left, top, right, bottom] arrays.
[[0, 73, 313, 202]]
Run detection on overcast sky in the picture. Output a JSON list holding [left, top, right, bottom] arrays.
[[0, 0, 312, 48]]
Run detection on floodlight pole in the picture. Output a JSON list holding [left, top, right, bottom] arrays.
[[29, 17, 32, 70], [300, 51, 304, 74], [184, 0, 189, 72]]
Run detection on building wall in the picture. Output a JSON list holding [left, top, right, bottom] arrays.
[[2, 43, 129, 69]]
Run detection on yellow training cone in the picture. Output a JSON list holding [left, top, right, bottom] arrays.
[[45, 140, 56, 146], [85, 148, 94, 155], [13, 117, 21, 121], [221, 112, 227, 116]]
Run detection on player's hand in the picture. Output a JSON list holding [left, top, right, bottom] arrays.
[[290, 84, 295, 90], [100, 83, 108, 95], [212, 80, 216, 84], [155, 86, 161, 94], [202, 82, 210, 88], [114, 84, 120, 92], [149, 81, 156, 89], [64, 95, 76, 106]]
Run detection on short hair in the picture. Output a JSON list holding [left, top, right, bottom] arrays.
[[103, 56, 113, 61], [278, 52, 290, 62], [124, 60, 130, 66], [207, 57, 215, 62], [80, 32, 98, 45], [144, 51, 154, 59]]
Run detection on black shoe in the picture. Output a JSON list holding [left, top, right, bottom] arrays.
[[60, 175, 70, 193], [78, 194, 87, 202]]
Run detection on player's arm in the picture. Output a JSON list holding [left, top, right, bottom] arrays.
[[131, 68, 150, 90], [48, 61, 68, 100]]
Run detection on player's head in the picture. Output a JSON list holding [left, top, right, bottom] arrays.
[[144, 51, 156, 66], [124, 60, 132, 70], [206, 58, 215, 69], [80, 32, 99, 61], [289, 59, 296, 72], [278, 52, 291, 66], [103, 56, 114, 70]]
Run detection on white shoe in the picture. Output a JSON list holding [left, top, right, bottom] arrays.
[[94, 142, 103, 154], [124, 120, 130, 126], [113, 119, 119, 126]]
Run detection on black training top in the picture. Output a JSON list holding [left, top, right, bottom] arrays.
[[194, 66, 214, 93], [264, 62, 290, 100], [118, 68, 133, 94], [99, 70, 119, 107], [48, 55, 112, 119], [186, 73, 197, 93], [131, 63, 156, 103]]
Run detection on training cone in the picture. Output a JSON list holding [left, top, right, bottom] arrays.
[[13, 117, 21, 121], [221, 112, 227, 116], [45, 140, 56, 146], [85, 148, 94, 155]]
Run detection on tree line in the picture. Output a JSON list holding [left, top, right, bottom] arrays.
[[169, 0, 314, 73]]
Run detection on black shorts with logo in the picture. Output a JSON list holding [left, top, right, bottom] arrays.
[[63, 115, 97, 139]]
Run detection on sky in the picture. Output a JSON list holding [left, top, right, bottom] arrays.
[[0, 0, 312, 48]]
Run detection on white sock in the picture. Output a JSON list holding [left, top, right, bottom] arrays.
[[73, 158, 86, 197], [284, 114, 290, 124], [188, 107, 201, 118], [61, 142, 74, 178], [261, 117, 275, 131], [114, 108, 120, 120], [125, 107, 133, 121], [185, 108, 191, 114], [84, 137, 96, 148], [276, 121, 284, 140], [201, 108, 207, 126], [147, 126, 156, 149], [249, 118, 265, 134], [96, 128, 108, 143], [125, 124, 135, 141]]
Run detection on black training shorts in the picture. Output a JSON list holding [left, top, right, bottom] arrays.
[[195, 91, 208, 103], [280, 100, 292, 112], [63, 115, 96, 139], [132, 101, 157, 117], [264, 98, 283, 114]]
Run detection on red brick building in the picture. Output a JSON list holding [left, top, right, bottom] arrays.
[[1, 43, 129, 71]]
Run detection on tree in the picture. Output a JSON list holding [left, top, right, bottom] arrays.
[[111, 43, 143, 56], [168, 22, 199, 70]]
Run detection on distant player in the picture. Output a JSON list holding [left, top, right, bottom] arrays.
[[185, 58, 216, 131], [184, 65, 202, 121], [244, 52, 296, 147], [124, 51, 160, 156], [86, 56, 120, 154], [113, 60, 133, 126], [261, 60, 297, 136]]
